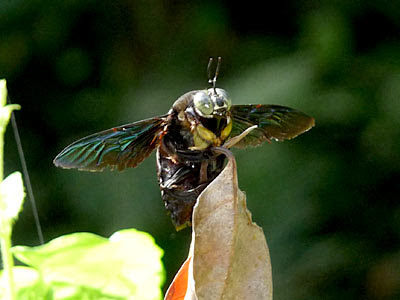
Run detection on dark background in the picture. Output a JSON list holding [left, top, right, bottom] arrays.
[[1, 0, 400, 299]]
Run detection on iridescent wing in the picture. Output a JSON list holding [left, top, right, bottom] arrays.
[[54, 116, 168, 171], [230, 105, 315, 148]]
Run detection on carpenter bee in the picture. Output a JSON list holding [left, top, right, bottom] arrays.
[[54, 58, 315, 230]]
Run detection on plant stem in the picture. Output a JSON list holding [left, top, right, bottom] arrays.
[[0, 80, 5, 181], [0, 230, 15, 300], [0, 80, 16, 300]]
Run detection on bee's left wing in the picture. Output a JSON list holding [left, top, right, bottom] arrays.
[[230, 105, 315, 148], [54, 116, 168, 171]]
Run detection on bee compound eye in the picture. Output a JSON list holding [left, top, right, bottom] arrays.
[[209, 88, 231, 110], [224, 96, 232, 110], [216, 97, 224, 107], [193, 92, 214, 116]]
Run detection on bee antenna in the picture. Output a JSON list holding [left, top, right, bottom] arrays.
[[207, 57, 222, 94], [207, 57, 214, 83]]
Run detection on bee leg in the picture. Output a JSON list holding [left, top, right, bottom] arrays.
[[223, 125, 258, 148], [162, 184, 207, 231], [199, 160, 208, 183]]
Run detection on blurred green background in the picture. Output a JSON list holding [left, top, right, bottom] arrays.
[[1, 0, 400, 299]]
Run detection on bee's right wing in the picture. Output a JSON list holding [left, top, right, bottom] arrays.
[[54, 116, 168, 171], [230, 105, 314, 148]]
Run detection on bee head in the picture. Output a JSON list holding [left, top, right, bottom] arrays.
[[192, 88, 232, 118]]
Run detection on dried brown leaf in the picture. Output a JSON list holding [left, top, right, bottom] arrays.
[[165, 257, 191, 300], [165, 152, 273, 300]]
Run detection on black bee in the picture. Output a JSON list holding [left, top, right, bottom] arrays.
[[54, 58, 315, 230]]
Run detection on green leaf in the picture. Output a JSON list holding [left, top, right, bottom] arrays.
[[0, 171, 25, 223], [0, 266, 49, 300], [12, 229, 165, 300]]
